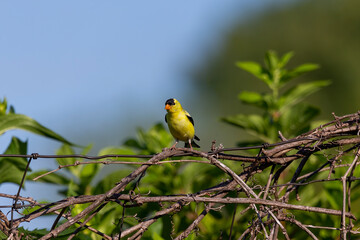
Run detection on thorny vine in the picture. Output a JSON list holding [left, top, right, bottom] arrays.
[[1, 112, 360, 239]]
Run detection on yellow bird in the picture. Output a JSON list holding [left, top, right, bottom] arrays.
[[165, 98, 200, 150]]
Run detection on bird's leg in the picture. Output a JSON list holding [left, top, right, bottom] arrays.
[[188, 139, 193, 151], [170, 140, 178, 149]]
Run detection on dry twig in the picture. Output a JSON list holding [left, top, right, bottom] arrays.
[[1, 112, 360, 239]]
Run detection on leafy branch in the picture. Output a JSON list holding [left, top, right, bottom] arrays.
[[1, 112, 360, 239], [223, 51, 331, 143]]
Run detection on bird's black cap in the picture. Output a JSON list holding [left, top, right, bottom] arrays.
[[165, 98, 175, 106]]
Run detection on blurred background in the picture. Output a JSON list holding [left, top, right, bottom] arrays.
[[1, 0, 360, 230]]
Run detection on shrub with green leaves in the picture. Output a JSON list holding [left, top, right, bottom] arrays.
[[25, 123, 228, 239], [222, 51, 331, 143], [0, 98, 73, 185], [2, 52, 350, 239]]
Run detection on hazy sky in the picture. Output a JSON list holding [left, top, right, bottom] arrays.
[[0, 0, 290, 230], [0, 1, 278, 153]]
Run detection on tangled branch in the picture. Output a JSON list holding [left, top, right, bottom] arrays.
[[1, 112, 360, 239]]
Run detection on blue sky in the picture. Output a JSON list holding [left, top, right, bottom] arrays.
[[0, 0, 284, 158], [1, 1, 262, 149], [0, 0, 291, 230]]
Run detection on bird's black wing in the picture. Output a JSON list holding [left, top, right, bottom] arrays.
[[185, 111, 194, 126], [165, 114, 167, 123]]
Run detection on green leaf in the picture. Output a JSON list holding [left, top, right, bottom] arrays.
[[281, 63, 320, 85], [279, 80, 331, 112], [0, 153, 28, 172], [125, 123, 173, 154], [0, 114, 74, 145], [99, 146, 139, 163], [222, 114, 265, 131], [0, 160, 26, 185], [264, 50, 279, 71], [94, 169, 132, 194], [278, 51, 294, 68], [238, 91, 273, 110], [123, 138, 143, 149], [66, 179, 79, 197], [0, 98, 8, 115], [98, 146, 136, 157], [79, 162, 100, 186], [56, 144, 75, 164], [0, 230, 7, 239], [0, 137, 28, 185], [18, 227, 49, 238], [148, 219, 164, 240], [78, 144, 99, 184], [236, 61, 272, 86], [55, 144, 80, 176], [81, 143, 93, 155], [2, 136, 28, 157], [22, 200, 51, 215], [293, 63, 320, 73], [161, 215, 173, 238], [222, 114, 272, 142], [238, 91, 264, 107], [280, 103, 320, 137], [146, 123, 173, 149], [9, 105, 15, 114], [152, 231, 165, 240], [310, 120, 329, 130]]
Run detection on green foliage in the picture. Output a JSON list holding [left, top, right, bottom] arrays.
[[17, 226, 93, 240], [223, 51, 330, 143], [192, 0, 360, 122], [23, 122, 238, 239], [114, 124, 241, 239], [27, 142, 133, 237], [0, 137, 28, 185], [0, 50, 348, 239], [0, 97, 78, 238], [124, 123, 174, 154], [221, 52, 355, 239], [25, 124, 175, 238], [0, 98, 73, 186], [0, 98, 74, 145]]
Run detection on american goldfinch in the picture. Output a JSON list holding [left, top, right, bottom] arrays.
[[165, 98, 200, 150]]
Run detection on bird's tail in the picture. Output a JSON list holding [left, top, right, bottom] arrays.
[[184, 140, 200, 148]]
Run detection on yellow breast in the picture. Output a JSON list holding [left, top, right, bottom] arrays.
[[166, 111, 195, 142]]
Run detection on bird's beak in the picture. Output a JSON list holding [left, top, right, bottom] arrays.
[[165, 104, 171, 110]]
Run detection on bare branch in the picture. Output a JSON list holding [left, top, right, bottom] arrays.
[[2, 112, 360, 239]]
